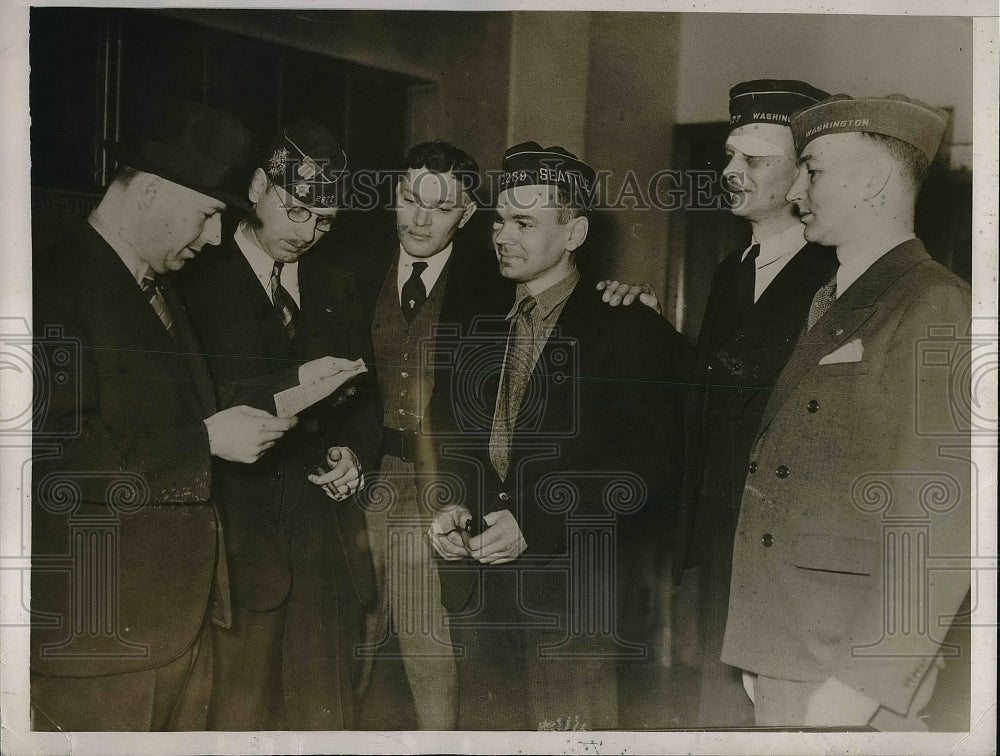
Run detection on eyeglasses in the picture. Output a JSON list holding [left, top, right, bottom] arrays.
[[268, 180, 336, 232]]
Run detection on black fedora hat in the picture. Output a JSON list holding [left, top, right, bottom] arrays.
[[107, 96, 252, 212]]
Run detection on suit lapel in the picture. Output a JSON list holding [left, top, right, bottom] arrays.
[[159, 276, 217, 416], [755, 239, 931, 438]]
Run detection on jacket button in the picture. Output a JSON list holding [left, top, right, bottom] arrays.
[[400, 371, 409, 379], [498, 491, 510, 502], [775, 465, 789, 479], [761, 533, 774, 547], [748, 461, 758, 474], [807, 399, 820, 413]]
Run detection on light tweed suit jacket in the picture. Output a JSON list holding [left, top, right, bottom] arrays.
[[721, 239, 972, 719]]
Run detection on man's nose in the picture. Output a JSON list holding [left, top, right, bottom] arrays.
[[786, 167, 807, 204], [202, 213, 222, 246], [413, 206, 431, 226]]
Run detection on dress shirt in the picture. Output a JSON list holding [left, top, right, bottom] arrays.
[[835, 233, 916, 297], [88, 209, 151, 286], [396, 243, 453, 303], [741, 223, 809, 303], [505, 266, 581, 368], [235, 221, 301, 307]]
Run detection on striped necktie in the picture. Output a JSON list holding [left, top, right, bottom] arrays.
[[807, 275, 838, 332], [270, 261, 299, 339], [489, 296, 538, 481], [140, 273, 176, 343]]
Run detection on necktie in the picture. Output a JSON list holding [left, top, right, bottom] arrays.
[[140, 274, 176, 343], [270, 261, 299, 340], [807, 275, 838, 332], [401, 261, 429, 323], [733, 243, 761, 309], [489, 296, 538, 481]]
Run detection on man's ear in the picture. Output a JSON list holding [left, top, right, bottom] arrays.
[[458, 199, 477, 229], [249, 168, 268, 205], [133, 173, 161, 209], [564, 215, 590, 252], [863, 146, 893, 200]]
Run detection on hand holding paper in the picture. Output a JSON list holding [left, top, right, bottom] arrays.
[[275, 357, 367, 418]]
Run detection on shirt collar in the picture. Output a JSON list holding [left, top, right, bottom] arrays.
[[235, 220, 299, 292], [399, 242, 452, 276], [507, 266, 581, 321], [88, 208, 151, 285], [836, 233, 916, 297], [745, 223, 807, 268]]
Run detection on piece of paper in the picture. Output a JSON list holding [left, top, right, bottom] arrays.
[[273, 360, 367, 418]]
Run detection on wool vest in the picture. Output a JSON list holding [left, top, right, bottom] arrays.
[[371, 256, 449, 433]]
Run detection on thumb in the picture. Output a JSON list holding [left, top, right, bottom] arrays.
[[237, 405, 273, 417]]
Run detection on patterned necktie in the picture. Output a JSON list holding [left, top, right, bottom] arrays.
[[489, 296, 538, 481], [140, 274, 176, 343], [270, 261, 299, 340], [734, 243, 761, 309], [401, 261, 429, 323], [807, 275, 838, 332]]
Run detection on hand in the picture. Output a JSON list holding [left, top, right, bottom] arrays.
[[596, 280, 662, 314], [469, 510, 527, 564], [204, 405, 297, 464], [308, 446, 363, 500], [428, 506, 475, 560], [802, 676, 880, 727], [298, 356, 364, 385]]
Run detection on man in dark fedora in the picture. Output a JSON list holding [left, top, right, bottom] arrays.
[[723, 94, 970, 728], [31, 97, 297, 730], [427, 142, 686, 729], [178, 118, 381, 729]]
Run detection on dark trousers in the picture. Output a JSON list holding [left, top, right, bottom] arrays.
[[31, 618, 213, 731], [450, 570, 618, 731]]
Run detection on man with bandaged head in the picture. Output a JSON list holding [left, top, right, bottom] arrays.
[[722, 94, 971, 729]]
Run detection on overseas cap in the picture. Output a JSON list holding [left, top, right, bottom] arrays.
[[729, 79, 830, 128], [790, 93, 949, 162], [499, 142, 596, 209], [263, 118, 348, 208]]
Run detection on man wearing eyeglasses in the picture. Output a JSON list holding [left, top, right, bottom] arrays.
[[178, 118, 381, 729]]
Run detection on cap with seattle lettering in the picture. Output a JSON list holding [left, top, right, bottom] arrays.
[[790, 93, 949, 162], [728, 79, 830, 129], [499, 142, 596, 209]]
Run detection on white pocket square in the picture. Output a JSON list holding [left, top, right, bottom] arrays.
[[819, 338, 864, 365]]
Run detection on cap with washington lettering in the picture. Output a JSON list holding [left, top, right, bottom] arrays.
[[728, 79, 830, 129], [790, 93, 949, 162], [499, 142, 596, 209], [262, 118, 348, 207]]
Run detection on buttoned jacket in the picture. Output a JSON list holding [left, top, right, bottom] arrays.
[[720, 239, 972, 716]]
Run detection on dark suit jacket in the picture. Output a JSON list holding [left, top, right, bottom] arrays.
[[673, 241, 838, 580], [32, 223, 220, 677], [177, 236, 379, 613], [430, 277, 689, 614], [721, 240, 971, 716]]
